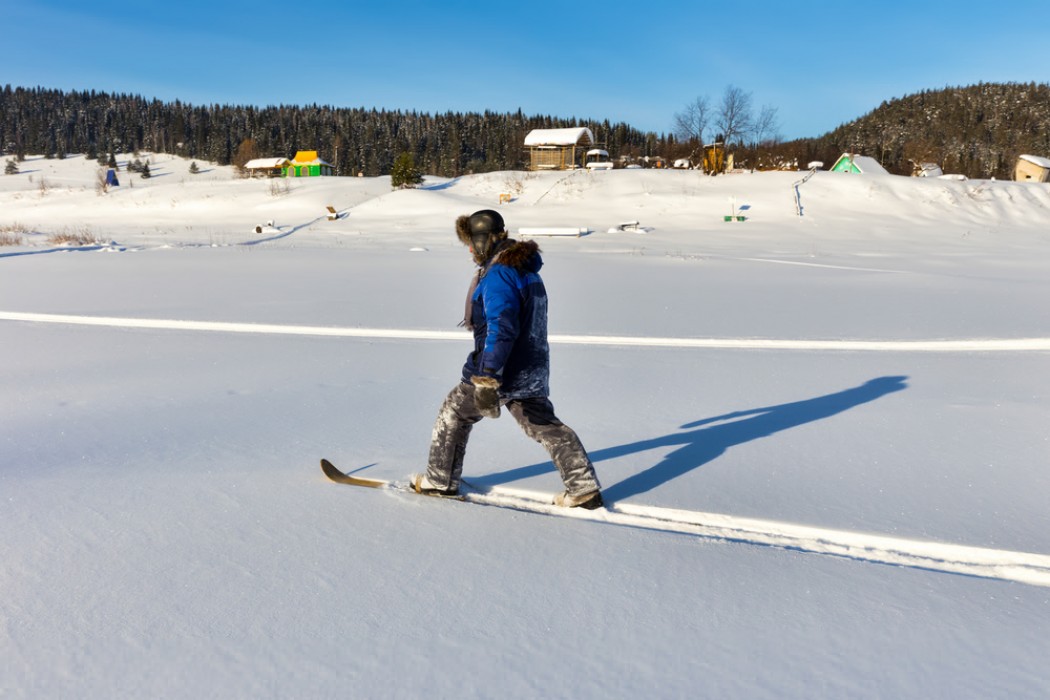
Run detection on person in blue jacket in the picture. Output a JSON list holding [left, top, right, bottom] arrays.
[[415, 210, 603, 509]]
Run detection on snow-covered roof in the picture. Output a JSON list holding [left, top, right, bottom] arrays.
[[524, 128, 595, 147], [833, 153, 889, 175], [1019, 154, 1050, 169], [849, 155, 888, 174], [244, 158, 289, 169]]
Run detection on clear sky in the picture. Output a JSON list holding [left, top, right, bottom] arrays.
[[7, 0, 1050, 141]]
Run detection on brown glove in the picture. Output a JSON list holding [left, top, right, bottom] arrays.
[[471, 375, 501, 419]]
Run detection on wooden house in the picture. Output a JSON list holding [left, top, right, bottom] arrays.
[[1015, 154, 1050, 183], [286, 151, 334, 177], [243, 157, 290, 178], [524, 128, 595, 171]]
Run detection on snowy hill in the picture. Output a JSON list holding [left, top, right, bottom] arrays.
[[3, 155, 1050, 698]]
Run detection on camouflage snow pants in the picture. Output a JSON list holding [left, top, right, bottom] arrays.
[[426, 382, 601, 497]]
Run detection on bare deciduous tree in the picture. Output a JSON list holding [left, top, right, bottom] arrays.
[[716, 85, 754, 147], [751, 104, 782, 146], [673, 96, 711, 145]]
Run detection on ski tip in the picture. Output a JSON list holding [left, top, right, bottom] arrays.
[[320, 458, 388, 488]]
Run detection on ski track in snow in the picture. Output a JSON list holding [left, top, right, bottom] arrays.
[[373, 480, 1050, 588], [4, 311, 1050, 352], [10, 311, 1050, 586], [708, 254, 911, 274]]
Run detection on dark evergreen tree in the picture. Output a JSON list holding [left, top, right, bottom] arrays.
[[390, 151, 423, 188]]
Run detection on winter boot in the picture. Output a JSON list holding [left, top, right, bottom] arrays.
[[553, 489, 604, 510], [413, 473, 459, 497]]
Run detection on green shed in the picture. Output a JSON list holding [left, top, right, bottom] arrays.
[[830, 153, 888, 175], [285, 150, 333, 177]]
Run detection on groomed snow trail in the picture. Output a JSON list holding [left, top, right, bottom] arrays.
[[4, 311, 1050, 352]]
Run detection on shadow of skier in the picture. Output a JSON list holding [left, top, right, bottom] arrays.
[[476, 376, 909, 501]]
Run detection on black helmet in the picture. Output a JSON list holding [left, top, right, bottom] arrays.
[[468, 210, 505, 237], [459, 209, 507, 263]]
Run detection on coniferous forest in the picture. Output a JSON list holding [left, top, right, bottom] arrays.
[[0, 85, 659, 176], [3, 82, 1050, 180]]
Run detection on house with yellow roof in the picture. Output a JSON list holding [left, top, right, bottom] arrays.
[[285, 150, 333, 177]]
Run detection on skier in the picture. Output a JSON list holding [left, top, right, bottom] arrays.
[[414, 210, 603, 509]]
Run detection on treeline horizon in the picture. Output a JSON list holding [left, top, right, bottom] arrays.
[[0, 85, 663, 177], [3, 82, 1049, 180]]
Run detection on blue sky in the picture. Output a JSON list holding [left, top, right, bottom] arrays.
[[8, 0, 1050, 140]]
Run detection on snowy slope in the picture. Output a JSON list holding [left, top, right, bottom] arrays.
[[2, 155, 1050, 698]]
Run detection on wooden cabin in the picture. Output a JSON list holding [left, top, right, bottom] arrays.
[[243, 157, 290, 178], [524, 128, 595, 171]]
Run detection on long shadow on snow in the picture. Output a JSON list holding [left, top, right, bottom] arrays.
[[475, 375, 909, 502], [420, 177, 460, 191]]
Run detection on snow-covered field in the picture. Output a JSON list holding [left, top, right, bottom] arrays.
[[3, 154, 1050, 698]]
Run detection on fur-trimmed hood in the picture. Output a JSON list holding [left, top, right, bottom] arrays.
[[494, 239, 542, 271]]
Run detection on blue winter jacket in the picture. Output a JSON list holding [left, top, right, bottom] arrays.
[[461, 240, 550, 399]]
